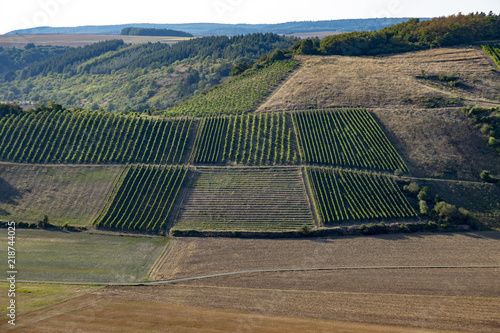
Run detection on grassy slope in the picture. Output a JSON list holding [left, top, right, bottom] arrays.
[[4, 229, 168, 282], [258, 47, 500, 181], [0, 163, 122, 226]]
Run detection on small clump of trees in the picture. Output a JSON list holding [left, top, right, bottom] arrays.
[[403, 182, 471, 227]]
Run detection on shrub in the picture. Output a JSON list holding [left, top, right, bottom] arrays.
[[417, 187, 429, 201], [299, 224, 312, 236], [434, 201, 461, 223], [407, 182, 420, 194], [480, 170, 497, 183], [419, 200, 429, 215]]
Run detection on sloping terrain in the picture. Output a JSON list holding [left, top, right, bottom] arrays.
[[258, 47, 500, 111], [0, 163, 122, 226], [258, 47, 500, 180], [174, 167, 314, 231]]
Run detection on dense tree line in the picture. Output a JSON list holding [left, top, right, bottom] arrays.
[[0, 44, 70, 79], [18, 40, 124, 78], [292, 12, 500, 56], [121, 27, 193, 37]]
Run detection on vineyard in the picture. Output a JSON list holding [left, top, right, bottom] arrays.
[[174, 167, 315, 231], [0, 110, 193, 164], [94, 165, 188, 232], [306, 167, 416, 224], [482, 44, 500, 69], [164, 60, 298, 116], [190, 112, 298, 165], [292, 108, 408, 172]]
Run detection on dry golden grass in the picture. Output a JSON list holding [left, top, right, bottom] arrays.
[[0, 163, 122, 226], [372, 107, 500, 179], [258, 47, 500, 111], [258, 47, 500, 180]]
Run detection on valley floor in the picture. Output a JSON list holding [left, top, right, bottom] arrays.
[[2, 231, 499, 332]]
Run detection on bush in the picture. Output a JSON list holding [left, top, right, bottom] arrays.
[[434, 201, 462, 223], [480, 170, 497, 183], [417, 187, 429, 201], [407, 182, 420, 194], [299, 224, 312, 236], [419, 200, 429, 215]]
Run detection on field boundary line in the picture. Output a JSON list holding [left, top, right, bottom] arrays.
[[7, 265, 500, 286], [147, 239, 176, 281]]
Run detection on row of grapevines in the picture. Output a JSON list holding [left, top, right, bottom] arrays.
[[306, 166, 416, 224], [482, 44, 500, 69], [190, 111, 298, 165], [94, 164, 189, 233], [165, 60, 298, 116], [0, 110, 193, 164], [292, 108, 408, 172]]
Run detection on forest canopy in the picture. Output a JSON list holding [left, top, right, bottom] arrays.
[[121, 27, 193, 37], [292, 12, 500, 56]]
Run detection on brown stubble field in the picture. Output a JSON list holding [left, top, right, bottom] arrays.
[[151, 232, 500, 280], [0, 34, 192, 47], [2, 232, 499, 332]]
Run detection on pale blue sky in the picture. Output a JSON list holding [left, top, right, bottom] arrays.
[[1, 0, 499, 34]]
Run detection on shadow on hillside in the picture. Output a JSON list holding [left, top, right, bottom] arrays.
[[0, 177, 22, 205]]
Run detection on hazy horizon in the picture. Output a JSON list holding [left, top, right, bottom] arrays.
[[1, 0, 499, 35]]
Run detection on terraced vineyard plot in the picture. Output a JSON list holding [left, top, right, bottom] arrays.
[[306, 167, 416, 224], [292, 108, 408, 172], [174, 168, 314, 231], [0, 110, 193, 164], [94, 165, 188, 233], [165, 60, 298, 116], [191, 112, 297, 165]]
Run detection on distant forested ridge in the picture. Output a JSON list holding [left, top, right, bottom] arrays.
[[0, 33, 298, 111], [7, 18, 417, 36], [0, 44, 70, 79], [292, 12, 500, 56], [121, 27, 193, 37]]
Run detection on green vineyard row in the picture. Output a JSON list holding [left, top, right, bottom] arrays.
[[306, 166, 417, 224], [482, 44, 500, 69], [292, 108, 409, 172], [190, 111, 297, 165], [0, 110, 192, 164], [165, 60, 298, 116], [0, 108, 407, 172], [94, 164, 188, 232]]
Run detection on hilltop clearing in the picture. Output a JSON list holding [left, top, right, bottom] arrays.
[[258, 47, 500, 111]]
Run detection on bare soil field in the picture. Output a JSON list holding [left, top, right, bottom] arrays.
[[151, 231, 500, 280], [0, 163, 123, 226], [0, 293, 460, 333], [0, 34, 191, 47]]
